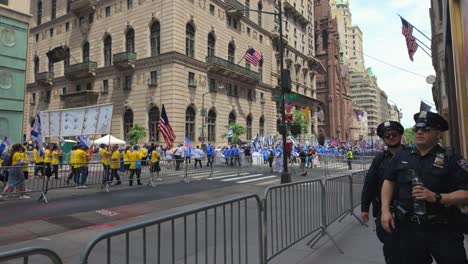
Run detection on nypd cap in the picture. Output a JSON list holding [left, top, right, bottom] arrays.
[[413, 111, 448, 131], [377, 121, 404, 138]]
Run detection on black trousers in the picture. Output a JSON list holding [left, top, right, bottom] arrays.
[[194, 159, 202, 168], [206, 156, 213, 167], [102, 164, 110, 184], [347, 159, 352, 169], [52, 164, 59, 179], [110, 168, 121, 182], [129, 168, 142, 186], [394, 222, 466, 264], [34, 162, 44, 176]]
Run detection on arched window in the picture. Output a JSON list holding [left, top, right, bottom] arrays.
[[150, 21, 160, 56], [126, 28, 135, 52], [228, 111, 236, 124], [258, 2, 263, 26], [123, 109, 134, 140], [259, 116, 265, 136], [207, 109, 216, 142], [322, 30, 328, 50], [82, 42, 90, 62], [64, 47, 70, 69], [228, 42, 235, 63], [37, 1, 42, 25], [246, 115, 253, 140], [185, 106, 196, 141], [207, 33, 215, 57], [104, 35, 112, 66], [186, 23, 195, 58], [34, 57, 39, 80], [148, 106, 160, 142]]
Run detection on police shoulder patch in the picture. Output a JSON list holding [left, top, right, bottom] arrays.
[[458, 158, 468, 172]]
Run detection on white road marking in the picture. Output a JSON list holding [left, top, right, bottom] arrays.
[[221, 174, 263, 182], [237, 176, 278, 183]]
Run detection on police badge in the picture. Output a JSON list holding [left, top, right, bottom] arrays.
[[433, 153, 445, 168], [458, 158, 468, 172]]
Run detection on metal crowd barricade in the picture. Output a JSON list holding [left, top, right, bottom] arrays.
[[263, 179, 324, 263], [0, 247, 63, 264], [79, 194, 263, 264], [0, 165, 48, 203]]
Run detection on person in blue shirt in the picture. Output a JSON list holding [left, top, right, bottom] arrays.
[[223, 147, 230, 166], [262, 147, 269, 164], [232, 145, 241, 166], [205, 144, 214, 167]]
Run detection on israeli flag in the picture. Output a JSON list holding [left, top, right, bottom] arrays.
[[0, 136, 12, 156], [31, 113, 44, 156], [289, 136, 296, 145], [268, 134, 274, 146], [77, 135, 92, 148], [227, 128, 233, 139]]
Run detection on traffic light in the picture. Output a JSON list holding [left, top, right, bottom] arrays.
[[281, 69, 291, 92], [290, 124, 302, 135]]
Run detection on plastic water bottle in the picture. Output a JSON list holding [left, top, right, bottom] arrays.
[[410, 169, 426, 216]]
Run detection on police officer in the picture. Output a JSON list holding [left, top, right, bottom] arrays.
[[361, 121, 405, 264], [381, 111, 468, 264], [346, 148, 353, 169]]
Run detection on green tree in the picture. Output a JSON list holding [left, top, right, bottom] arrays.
[[292, 109, 310, 134], [128, 124, 147, 145], [221, 123, 246, 145], [403, 128, 415, 145]]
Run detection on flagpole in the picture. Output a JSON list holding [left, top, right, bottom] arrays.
[[414, 39, 432, 58], [397, 14, 431, 41]]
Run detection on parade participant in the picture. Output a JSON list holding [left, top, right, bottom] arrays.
[[274, 148, 283, 173], [65, 146, 78, 184], [33, 145, 44, 177], [99, 144, 111, 185], [381, 111, 468, 263], [51, 145, 60, 179], [129, 145, 143, 186], [44, 145, 52, 177], [346, 148, 353, 170], [150, 146, 160, 179], [174, 144, 184, 171], [140, 144, 148, 166], [193, 146, 204, 168], [74, 144, 89, 188], [361, 121, 406, 264], [0, 144, 29, 199], [165, 147, 174, 170], [123, 146, 131, 175], [262, 147, 269, 165], [109, 145, 122, 185], [206, 143, 214, 167]]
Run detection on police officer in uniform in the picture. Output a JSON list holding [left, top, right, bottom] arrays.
[[381, 111, 468, 264], [361, 121, 405, 264]]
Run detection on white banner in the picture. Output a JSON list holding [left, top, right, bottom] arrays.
[[39, 104, 113, 137]]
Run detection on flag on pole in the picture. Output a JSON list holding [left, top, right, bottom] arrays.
[[31, 113, 44, 157], [227, 128, 233, 139], [159, 105, 176, 148], [289, 136, 296, 145], [268, 134, 274, 146], [184, 136, 193, 157], [77, 135, 92, 147], [400, 16, 418, 61], [244, 48, 262, 66], [0, 137, 12, 156], [46, 46, 68, 63]]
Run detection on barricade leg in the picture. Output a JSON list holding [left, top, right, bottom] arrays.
[[180, 161, 190, 183], [306, 226, 344, 254], [37, 177, 49, 203]]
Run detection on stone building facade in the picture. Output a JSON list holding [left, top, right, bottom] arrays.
[[24, 0, 321, 145]]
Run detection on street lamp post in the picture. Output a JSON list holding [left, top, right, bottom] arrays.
[[227, 1, 290, 183], [201, 86, 224, 146]]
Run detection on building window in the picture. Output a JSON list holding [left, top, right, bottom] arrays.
[[89, 13, 94, 23], [76, 84, 81, 92], [207, 33, 215, 57], [185, 106, 196, 141], [102, 80, 109, 94], [247, 27, 251, 36], [209, 4, 215, 15], [233, 85, 238, 97], [45, 90, 51, 102], [148, 107, 160, 142], [259, 35, 263, 43], [259, 116, 265, 135], [105, 6, 111, 17], [35, 34, 39, 42], [124, 75, 132, 90], [188, 72, 196, 87], [126, 28, 135, 52], [227, 83, 233, 96], [246, 115, 252, 140], [258, 2, 262, 26], [49, 28, 54, 37], [64, 47, 70, 69], [86, 83, 92, 90], [245, 0, 250, 18], [123, 109, 134, 141], [82, 42, 90, 62], [259, 60, 263, 81], [322, 30, 328, 50], [245, 61, 250, 70], [207, 109, 216, 142], [34, 57, 39, 80], [65, 22, 69, 32], [228, 42, 235, 63], [48, 57, 54, 73], [37, 1, 42, 25], [66, 0, 71, 13], [247, 89, 252, 101], [150, 71, 157, 86], [150, 21, 161, 56], [228, 111, 236, 124], [127, 0, 133, 10], [62, 87, 67, 95], [104, 35, 112, 66], [31, 93, 36, 105], [186, 23, 195, 58], [51, 0, 57, 19], [209, 78, 216, 92]]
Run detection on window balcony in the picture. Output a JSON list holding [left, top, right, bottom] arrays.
[[225, 0, 245, 17], [36, 72, 54, 86], [60, 90, 99, 107], [64, 61, 97, 80], [70, 0, 96, 16], [206, 56, 260, 84], [283, 0, 309, 25], [113, 51, 137, 70]]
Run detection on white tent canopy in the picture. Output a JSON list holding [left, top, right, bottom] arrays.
[[93, 134, 126, 145]]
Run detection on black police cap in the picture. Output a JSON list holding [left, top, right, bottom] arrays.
[[377, 121, 404, 138], [413, 111, 449, 131]]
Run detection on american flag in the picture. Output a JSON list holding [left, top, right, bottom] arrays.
[[158, 105, 176, 148], [244, 48, 262, 66], [400, 17, 418, 61]]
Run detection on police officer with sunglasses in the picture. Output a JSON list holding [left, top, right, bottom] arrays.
[[381, 111, 468, 264], [361, 121, 407, 264]]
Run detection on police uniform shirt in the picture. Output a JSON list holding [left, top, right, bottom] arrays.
[[384, 145, 468, 214]]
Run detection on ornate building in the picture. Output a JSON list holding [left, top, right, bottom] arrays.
[[24, 0, 322, 145], [314, 0, 353, 143]]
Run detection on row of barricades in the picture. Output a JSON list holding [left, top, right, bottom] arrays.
[[0, 170, 368, 264], [0, 155, 372, 203]]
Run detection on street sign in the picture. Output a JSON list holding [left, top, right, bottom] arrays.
[[274, 93, 298, 100]]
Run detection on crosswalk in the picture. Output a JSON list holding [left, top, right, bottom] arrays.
[[159, 169, 281, 186]]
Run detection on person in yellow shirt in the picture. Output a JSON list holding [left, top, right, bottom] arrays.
[[51, 145, 60, 179], [123, 146, 131, 175], [66, 146, 78, 184], [129, 145, 143, 186], [150, 146, 161, 179], [74, 144, 89, 188], [44, 145, 52, 177], [140, 144, 148, 166], [99, 144, 111, 185], [33, 146, 44, 177], [0, 144, 29, 199], [109, 145, 122, 185], [22, 144, 30, 180]]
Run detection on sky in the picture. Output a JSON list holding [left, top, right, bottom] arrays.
[[349, 0, 435, 128]]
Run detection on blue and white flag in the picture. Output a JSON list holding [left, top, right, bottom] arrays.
[[184, 136, 193, 156], [289, 136, 296, 145], [227, 128, 233, 139], [59, 137, 65, 145], [31, 113, 44, 156], [0, 136, 12, 156], [259, 135, 265, 147], [77, 135, 92, 148], [268, 134, 274, 146]]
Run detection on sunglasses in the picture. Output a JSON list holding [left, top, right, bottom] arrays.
[[383, 133, 400, 139], [412, 126, 433, 133]]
